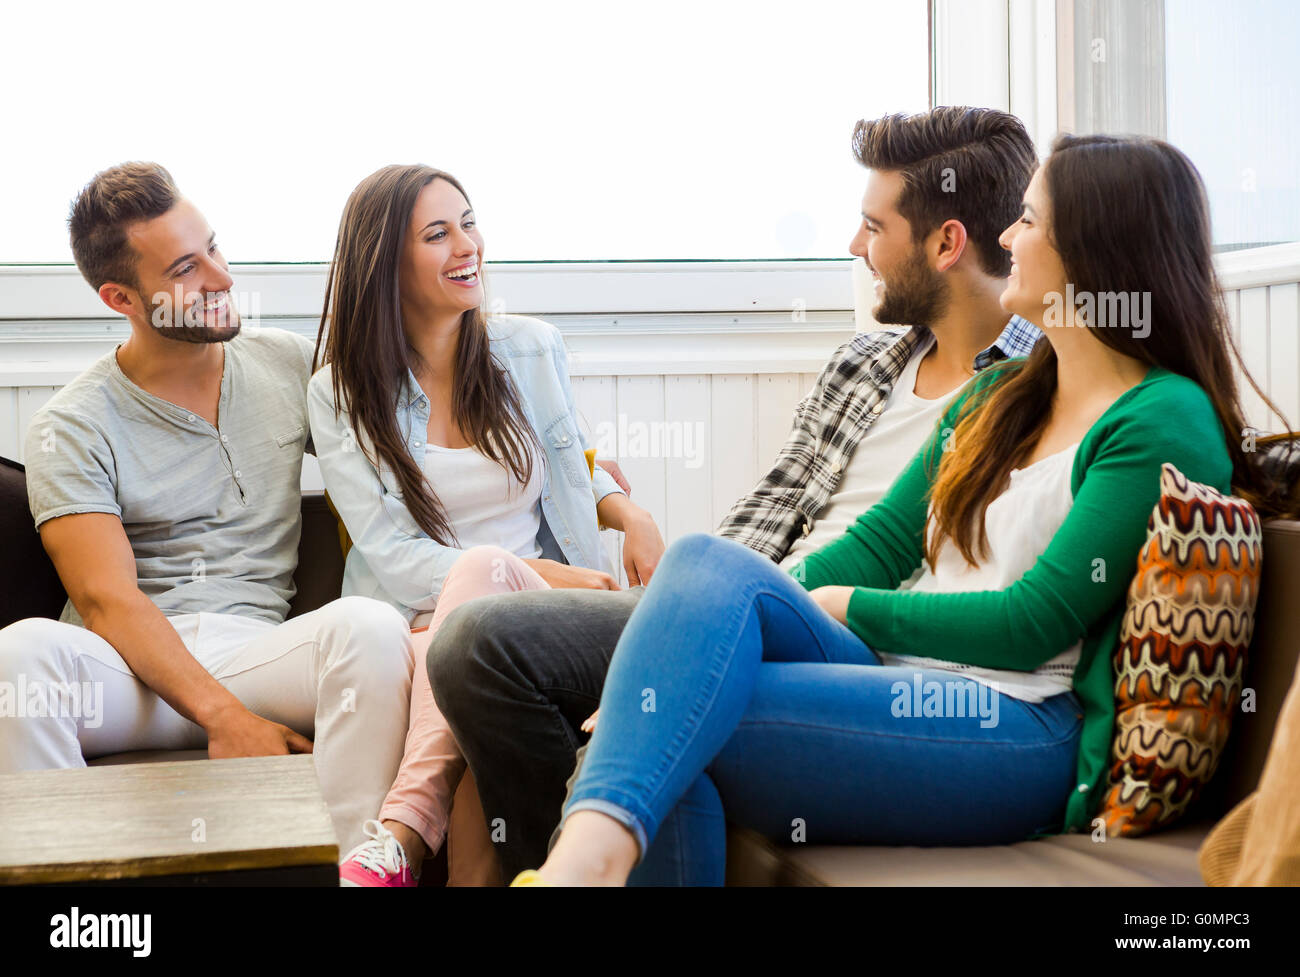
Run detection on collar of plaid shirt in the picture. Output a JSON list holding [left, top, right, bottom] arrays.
[[714, 315, 1042, 561]]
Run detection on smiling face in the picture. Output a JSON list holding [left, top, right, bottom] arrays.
[[120, 197, 240, 343], [399, 177, 485, 330], [849, 168, 948, 328], [997, 167, 1069, 328]]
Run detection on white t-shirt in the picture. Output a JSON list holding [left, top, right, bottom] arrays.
[[781, 334, 948, 571], [878, 442, 1083, 701], [423, 442, 544, 561]]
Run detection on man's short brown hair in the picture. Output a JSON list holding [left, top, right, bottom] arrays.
[[68, 162, 179, 291], [852, 107, 1036, 277]]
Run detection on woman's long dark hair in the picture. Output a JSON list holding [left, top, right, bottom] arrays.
[[927, 133, 1293, 569], [313, 165, 538, 546]]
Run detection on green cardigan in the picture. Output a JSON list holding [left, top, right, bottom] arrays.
[[788, 360, 1233, 833]]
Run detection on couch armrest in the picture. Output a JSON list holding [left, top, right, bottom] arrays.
[[1194, 519, 1300, 819]]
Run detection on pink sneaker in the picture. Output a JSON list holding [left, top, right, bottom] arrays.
[[339, 820, 419, 887]]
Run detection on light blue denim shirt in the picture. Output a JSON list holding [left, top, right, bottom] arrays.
[[307, 314, 624, 623]]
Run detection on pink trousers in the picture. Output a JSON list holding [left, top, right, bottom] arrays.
[[379, 545, 550, 885]]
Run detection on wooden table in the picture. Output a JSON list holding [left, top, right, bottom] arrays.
[[0, 755, 339, 885]]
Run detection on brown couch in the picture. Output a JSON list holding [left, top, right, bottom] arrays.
[[11, 482, 1300, 885]]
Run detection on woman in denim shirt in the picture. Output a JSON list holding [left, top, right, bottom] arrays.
[[308, 165, 664, 886]]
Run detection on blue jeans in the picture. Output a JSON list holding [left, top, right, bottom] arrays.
[[564, 534, 1084, 885]]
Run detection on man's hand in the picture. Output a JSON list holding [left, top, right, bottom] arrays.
[[595, 459, 631, 494], [525, 559, 620, 591], [39, 513, 264, 733], [809, 585, 855, 624], [203, 702, 313, 759]]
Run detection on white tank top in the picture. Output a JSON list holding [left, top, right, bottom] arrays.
[[422, 441, 544, 561], [878, 442, 1083, 702]]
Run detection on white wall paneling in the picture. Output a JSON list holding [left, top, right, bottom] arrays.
[[1219, 244, 1300, 435], [612, 375, 669, 545], [708, 374, 757, 532], [1237, 286, 1271, 430], [1267, 284, 1300, 432], [660, 375, 713, 544], [3, 386, 59, 464], [755, 374, 803, 473]]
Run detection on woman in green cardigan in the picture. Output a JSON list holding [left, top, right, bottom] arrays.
[[522, 134, 1284, 886]]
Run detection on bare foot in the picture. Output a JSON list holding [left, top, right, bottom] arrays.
[[537, 810, 639, 885]]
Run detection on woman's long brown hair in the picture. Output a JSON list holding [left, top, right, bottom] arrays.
[[313, 164, 538, 546], [926, 133, 1294, 570]]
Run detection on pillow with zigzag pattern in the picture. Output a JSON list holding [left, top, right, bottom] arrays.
[[1100, 463, 1262, 837]]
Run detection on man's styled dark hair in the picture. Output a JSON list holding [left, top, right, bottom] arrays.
[[68, 162, 180, 291], [852, 106, 1036, 277]]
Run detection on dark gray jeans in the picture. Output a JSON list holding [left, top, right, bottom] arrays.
[[427, 585, 644, 879]]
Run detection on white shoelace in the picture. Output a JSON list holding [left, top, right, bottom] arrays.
[[343, 819, 409, 879]]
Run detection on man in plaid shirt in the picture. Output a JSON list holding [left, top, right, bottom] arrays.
[[424, 107, 1042, 882]]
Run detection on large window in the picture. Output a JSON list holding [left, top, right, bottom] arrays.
[[1059, 0, 1299, 251], [1, 0, 930, 264]]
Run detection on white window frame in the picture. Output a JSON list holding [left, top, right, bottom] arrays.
[[932, 0, 1057, 156]]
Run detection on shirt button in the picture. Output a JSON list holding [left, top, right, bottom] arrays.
[[831, 460, 842, 474], [1076, 783, 1089, 793], [413, 441, 422, 447], [544, 495, 551, 502], [870, 402, 884, 415], [563, 536, 571, 544], [220, 434, 229, 444], [234, 470, 242, 478], [187, 414, 196, 422], [802, 522, 811, 537]]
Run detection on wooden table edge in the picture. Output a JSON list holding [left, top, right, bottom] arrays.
[[0, 842, 339, 886]]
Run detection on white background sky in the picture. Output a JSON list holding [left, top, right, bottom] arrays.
[[1165, 0, 1299, 249], [0, 0, 930, 263]]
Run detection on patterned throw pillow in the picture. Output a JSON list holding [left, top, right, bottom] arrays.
[[1100, 463, 1263, 836]]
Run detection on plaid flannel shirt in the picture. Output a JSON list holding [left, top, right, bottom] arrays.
[[714, 315, 1042, 561]]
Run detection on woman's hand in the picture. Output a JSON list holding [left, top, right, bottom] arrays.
[[620, 510, 665, 586], [580, 709, 599, 733], [595, 493, 666, 587], [524, 558, 620, 591], [809, 585, 855, 624]]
